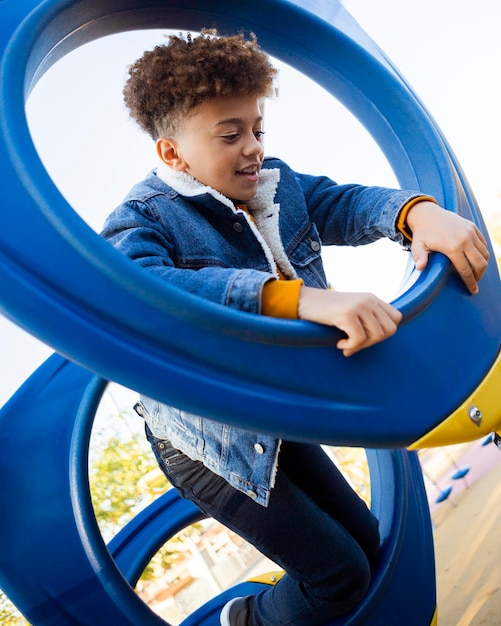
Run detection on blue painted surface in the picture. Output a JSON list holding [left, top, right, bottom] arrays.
[[0, 0, 497, 623], [0, 0, 499, 446], [0, 355, 436, 625]]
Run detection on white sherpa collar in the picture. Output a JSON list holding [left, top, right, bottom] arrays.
[[156, 163, 297, 279], [157, 162, 236, 211], [156, 162, 281, 212]]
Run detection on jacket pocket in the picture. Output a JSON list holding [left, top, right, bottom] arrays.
[[287, 222, 327, 288]]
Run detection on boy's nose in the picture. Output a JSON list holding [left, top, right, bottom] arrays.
[[243, 134, 263, 156]]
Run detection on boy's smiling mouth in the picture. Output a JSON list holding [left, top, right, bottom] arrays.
[[236, 165, 260, 180]]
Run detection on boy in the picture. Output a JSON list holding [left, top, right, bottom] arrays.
[[102, 31, 488, 626]]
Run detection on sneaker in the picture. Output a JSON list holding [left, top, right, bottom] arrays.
[[220, 596, 251, 626]]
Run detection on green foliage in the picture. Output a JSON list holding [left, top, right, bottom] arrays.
[[0, 591, 30, 625], [89, 406, 205, 587], [89, 409, 162, 537], [1, 398, 181, 621], [89, 435, 156, 535], [89, 406, 192, 583], [0, 400, 199, 618]]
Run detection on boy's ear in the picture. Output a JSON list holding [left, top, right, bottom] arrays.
[[156, 137, 188, 171]]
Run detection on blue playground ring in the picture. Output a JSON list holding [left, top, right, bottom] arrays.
[[0, 0, 499, 447], [0, 1, 499, 624], [0, 353, 436, 625]]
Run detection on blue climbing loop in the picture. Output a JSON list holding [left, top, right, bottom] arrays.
[[0, 0, 500, 624], [0, 354, 436, 625]]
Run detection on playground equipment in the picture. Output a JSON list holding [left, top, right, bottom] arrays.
[[0, 354, 436, 624], [0, 0, 500, 624]]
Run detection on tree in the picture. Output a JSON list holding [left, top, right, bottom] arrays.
[[0, 402, 190, 622], [0, 593, 30, 626], [89, 428, 160, 537], [88, 407, 191, 584]]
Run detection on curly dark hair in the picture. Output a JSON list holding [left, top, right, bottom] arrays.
[[123, 30, 278, 140]]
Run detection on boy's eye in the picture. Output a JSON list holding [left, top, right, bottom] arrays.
[[220, 130, 265, 142]]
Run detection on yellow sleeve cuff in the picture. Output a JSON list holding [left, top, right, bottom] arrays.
[[396, 196, 437, 242], [261, 278, 303, 319]]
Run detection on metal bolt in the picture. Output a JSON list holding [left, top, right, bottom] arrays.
[[468, 405, 482, 426]]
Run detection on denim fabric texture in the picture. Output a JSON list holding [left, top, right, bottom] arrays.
[[147, 429, 380, 626], [102, 157, 418, 314], [136, 398, 281, 507], [103, 157, 423, 505]]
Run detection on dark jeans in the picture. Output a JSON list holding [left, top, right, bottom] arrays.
[[147, 429, 380, 626]]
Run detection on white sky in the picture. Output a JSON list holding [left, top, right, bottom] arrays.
[[1, 0, 500, 407]]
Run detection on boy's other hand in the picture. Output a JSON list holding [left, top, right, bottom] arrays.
[[406, 201, 490, 294], [298, 287, 402, 357]]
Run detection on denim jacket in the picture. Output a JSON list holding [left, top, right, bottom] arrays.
[[102, 157, 423, 506]]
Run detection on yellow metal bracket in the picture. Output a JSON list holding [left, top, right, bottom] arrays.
[[409, 350, 501, 449], [246, 570, 285, 586]]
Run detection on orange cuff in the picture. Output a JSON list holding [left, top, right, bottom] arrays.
[[261, 279, 303, 319], [396, 196, 436, 242]]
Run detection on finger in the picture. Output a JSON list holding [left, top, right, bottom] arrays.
[[451, 253, 480, 294], [467, 245, 490, 281], [410, 239, 431, 271], [471, 223, 489, 249], [337, 307, 400, 357], [336, 315, 371, 356], [449, 233, 489, 292], [379, 301, 403, 326], [337, 336, 371, 357], [471, 230, 491, 272], [363, 308, 400, 344]]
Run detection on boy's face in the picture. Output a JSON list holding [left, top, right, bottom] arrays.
[[160, 95, 265, 202]]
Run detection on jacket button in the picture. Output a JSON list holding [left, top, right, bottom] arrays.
[[310, 240, 320, 252], [254, 443, 265, 454], [246, 489, 258, 499], [233, 222, 243, 232]]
